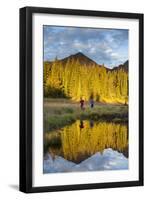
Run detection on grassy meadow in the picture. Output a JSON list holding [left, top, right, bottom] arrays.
[[44, 98, 128, 132]]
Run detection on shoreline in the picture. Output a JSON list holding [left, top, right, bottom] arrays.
[[44, 98, 128, 132]]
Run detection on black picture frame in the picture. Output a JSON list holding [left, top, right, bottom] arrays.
[[19, 6, 144, 193]]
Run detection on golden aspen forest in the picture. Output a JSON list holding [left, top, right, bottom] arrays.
[[43, 53, 128, 104]]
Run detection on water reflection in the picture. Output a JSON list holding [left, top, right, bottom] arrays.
[[90, 120, 94, 128], [44, 120, 128, 164], [79, 120, 84, 129]]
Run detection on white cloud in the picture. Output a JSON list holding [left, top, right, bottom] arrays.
[[105, 48, 113, 53], [44, 26, 128, 68], [89, 47, 96, 54], [110, 52, 120, 59]]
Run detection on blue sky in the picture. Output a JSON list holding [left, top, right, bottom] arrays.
[[43, 26, 128, 68]]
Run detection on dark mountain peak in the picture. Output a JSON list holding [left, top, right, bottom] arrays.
[[62, 52, 98, 66], [123, 60, 128, 68], [71, 52, 88, 58], [46, 52, 128, 73], [111, 60, 128, 72], [75, 52, 84, 56]]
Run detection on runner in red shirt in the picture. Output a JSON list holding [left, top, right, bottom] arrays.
[[80, 98, 85, 110]]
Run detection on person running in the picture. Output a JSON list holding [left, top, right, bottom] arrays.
[[80, 98, 85, 110], [90, 98, 94, 108]]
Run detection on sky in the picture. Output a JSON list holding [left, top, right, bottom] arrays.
[[43, 26, 128, 68]]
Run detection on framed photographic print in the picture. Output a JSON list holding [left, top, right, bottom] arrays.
[[19, 7, 144, 193]]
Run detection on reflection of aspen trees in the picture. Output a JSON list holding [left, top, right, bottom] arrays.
[[45, 120, 128, 163]]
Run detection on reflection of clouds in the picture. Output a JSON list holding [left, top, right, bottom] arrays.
[[43, 26, 128, 68], [43, 148, 128, 173]]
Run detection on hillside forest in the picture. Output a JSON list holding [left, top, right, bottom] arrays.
[[43, 53, 128, 104]]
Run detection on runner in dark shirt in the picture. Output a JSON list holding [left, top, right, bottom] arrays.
[[90, 98, 94, 108], [80, 98, 85, 110]]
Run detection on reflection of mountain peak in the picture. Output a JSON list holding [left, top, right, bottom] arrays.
[[43, 148, 128, 173], [61, 52, 98, 66]]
